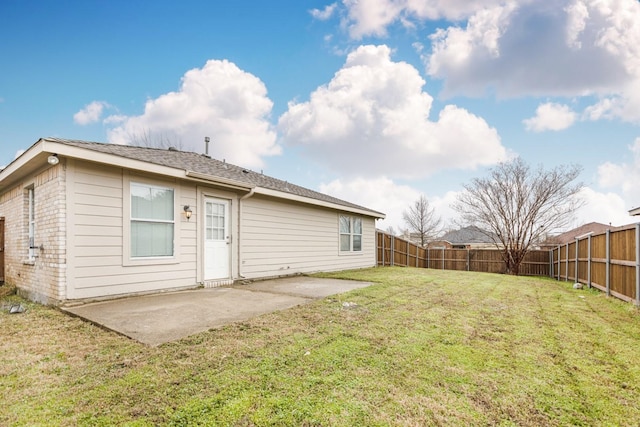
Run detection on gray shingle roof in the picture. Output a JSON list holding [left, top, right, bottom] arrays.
[[440, 226, 495, 244], [45, 138, 383, 216]]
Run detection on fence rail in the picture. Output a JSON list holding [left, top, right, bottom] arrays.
[[378, 225, 640, 305], [376, 231, 551, 276], [551, 224, 640, 305]]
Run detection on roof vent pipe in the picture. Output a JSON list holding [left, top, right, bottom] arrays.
[[205, 136, 210, 156]]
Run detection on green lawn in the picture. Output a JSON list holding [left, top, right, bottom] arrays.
[[2, 267, 640, 426]]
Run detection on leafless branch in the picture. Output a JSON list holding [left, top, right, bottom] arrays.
[[452, 158, 583, 274], [403, 194, 443, 247]]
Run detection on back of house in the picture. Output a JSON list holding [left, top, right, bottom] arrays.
[[0, 138, 385, 305]]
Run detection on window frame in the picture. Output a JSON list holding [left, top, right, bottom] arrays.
[[27, 186, 36, 260], [339, 214, 363, 255], [123, 175, 180, 266]]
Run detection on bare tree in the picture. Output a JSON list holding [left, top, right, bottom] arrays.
[[385, 226, 397, 236], [127, 129, 184, 150], [453, 158, 583, 275], [403, 195, 442, 247]]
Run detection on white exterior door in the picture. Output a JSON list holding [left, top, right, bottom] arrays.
[[204, 197, 231, 280]]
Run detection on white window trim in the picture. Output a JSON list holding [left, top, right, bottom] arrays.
[[27, 186, 36, 261], [339, 214, 363, 255], [123, 174, 180, 266]]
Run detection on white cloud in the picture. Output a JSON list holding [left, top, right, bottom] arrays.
[[106, 59, 280, 168], [523, 102, 577, 132], [575, 187, 632, 227], [320, 176, 420, 231], [319, 175, 462, 232], [596, 137, 640, 205], [278, 44, 507, 179], [427, 0, 640, 104], [74, 101, 110, 125], [583, 80, 640, 123], [342, 0, 505, 39], [311, 3, 338, 20], [338, 1, 640, 123]]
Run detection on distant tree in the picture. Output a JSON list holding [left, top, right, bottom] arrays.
[[402, 195, 442, 247], [385, 226, 397, 236], [128, 129, 184, 150], [452, 157, 583, 275]]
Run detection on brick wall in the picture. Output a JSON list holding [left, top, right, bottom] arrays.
[[0, 163, 66, 304]]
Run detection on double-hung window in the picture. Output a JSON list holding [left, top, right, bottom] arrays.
[[339, 215, 362, 252], [130, 183, 175, 258], [28, 187, 35, 260]]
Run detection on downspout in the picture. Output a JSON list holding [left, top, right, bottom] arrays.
[[237, 188, 255, 279]]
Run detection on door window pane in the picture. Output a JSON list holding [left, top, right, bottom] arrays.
[[206, 202, 226, 241]]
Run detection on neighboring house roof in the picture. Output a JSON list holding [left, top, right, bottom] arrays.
[[0, 137, 385, 219], [546, 222, 612, 245], [439, 226, 494, 245], [629, 206, 640, 216]]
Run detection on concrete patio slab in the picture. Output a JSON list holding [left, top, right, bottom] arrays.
[[232, 276, 373, 298], [62, 277, 371, 346]]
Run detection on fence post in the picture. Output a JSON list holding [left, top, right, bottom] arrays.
[[636, 224, 640, 305], [549, 249, 553, 278], [606, 229, 611, 297], [575, 238, 579, 283], [565, 243, 569, 282], [390, 236, 395, 267], [467, 248, 470, 271], [442, 248, 445, 270], [557, 245, 560, 280], [587, 234, 592, 289]]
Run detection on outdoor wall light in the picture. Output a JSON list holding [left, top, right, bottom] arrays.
[[183, 205, 193, 220], [47, 154, 59, 165]]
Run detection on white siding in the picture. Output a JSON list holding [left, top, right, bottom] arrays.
[[66, 160, 198, 300], [239, 195, 376, 278]]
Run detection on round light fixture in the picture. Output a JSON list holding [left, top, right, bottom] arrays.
[[47, 154, 59, 165]]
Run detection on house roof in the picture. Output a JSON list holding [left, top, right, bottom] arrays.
[[546, 222, 612, 245], [439, 226, 494, 245], [1, 137, 385, 219]]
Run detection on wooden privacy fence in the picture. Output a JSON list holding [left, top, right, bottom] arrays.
[[551, 223, 640, 305], [376, 231, 551, 276]]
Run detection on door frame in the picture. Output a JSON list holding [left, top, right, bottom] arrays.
[[197, 188, 236, 287]]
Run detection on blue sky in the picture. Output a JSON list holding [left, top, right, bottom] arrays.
[[2, 0, 640, 232]]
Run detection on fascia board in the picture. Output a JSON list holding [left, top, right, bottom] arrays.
[[254, 187, 386, 219], [0, 139, 44, 182], [39, 142, 253, 191], [42, 140, 187, 179]]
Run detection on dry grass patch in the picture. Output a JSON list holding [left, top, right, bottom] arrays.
[[2, 268, 640, 426]]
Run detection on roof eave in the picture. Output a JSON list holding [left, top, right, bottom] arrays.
[[254, 187, 386, 219], [184, 170, 254, 191]]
